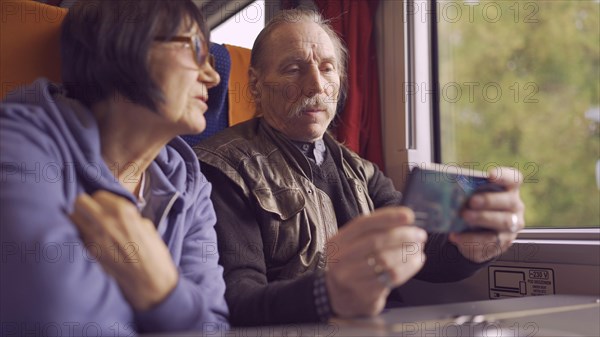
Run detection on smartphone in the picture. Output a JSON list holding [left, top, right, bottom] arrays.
[[400, 164, 504, 233]]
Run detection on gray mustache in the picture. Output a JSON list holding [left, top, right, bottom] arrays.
[[288, 96, 334, 118]]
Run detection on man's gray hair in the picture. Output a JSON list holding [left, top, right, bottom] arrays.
[[250, 8, 349, 104]]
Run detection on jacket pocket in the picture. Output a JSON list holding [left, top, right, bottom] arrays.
[[252, 188, 307, 267], [253, 188, 305, 220]]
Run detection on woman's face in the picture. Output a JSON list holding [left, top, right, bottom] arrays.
[[148, 24, 220, 135]]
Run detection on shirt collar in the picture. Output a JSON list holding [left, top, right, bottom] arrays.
[[291, 139, 326, 166]]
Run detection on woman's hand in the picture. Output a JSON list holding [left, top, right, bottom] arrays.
[[70, 191, 178, 311]]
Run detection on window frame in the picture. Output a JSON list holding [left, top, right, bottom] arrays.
[[379, 0, 600, 238]]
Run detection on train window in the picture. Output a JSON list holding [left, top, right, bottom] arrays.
[[210, 0, 265, 48], [435, 0, 599, 229]]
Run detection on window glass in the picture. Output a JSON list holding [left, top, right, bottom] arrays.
[[437, 0, 600, 228], [210, 0, 265, 49]]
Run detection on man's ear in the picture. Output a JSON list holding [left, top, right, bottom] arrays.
[[248, 67, 260, 101]]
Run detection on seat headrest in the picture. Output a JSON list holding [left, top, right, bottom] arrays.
[[224, 44, 256, 126], [0, 0, 67, 99]]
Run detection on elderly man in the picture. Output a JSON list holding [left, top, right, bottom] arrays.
[[195, 8, 525, 326]]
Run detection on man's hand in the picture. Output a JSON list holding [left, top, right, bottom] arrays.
[[325, 207, 427, 318], [451, 167, 526, 263], [70, 191, 178, 311]]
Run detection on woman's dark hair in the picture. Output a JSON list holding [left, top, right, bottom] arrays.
[[61, 0, 208, 111]]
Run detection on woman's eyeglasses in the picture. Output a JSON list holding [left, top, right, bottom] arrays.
[[154, 35, 215, 69]]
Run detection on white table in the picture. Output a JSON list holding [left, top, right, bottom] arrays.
[[147, 294, 600, 337]]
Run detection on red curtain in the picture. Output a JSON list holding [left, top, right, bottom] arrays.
[[312, 0, 385, 170]]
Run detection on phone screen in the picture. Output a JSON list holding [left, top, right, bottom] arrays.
[[400, 166, 503, 233]]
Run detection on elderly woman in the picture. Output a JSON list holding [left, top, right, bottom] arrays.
[[0, 0, 227, 334]]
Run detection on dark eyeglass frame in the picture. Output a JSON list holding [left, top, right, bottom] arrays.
[[154, 35, 215, 69]]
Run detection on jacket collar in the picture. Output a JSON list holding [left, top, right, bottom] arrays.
[[257, 118, 349, 182]]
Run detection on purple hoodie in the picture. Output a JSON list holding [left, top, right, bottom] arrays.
[[0, 79, 229, 335]]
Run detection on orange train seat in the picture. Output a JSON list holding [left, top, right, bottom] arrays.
[[0, 0, 67, 98], [223, 44, 256, 126]]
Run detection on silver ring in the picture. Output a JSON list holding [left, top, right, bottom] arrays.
[[376, 269, 393, 288], [510, 213, 519, 233], [367, 256, 385, 274], [367, 255, 393, 288]]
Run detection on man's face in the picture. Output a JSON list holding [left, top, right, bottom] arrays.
[[251, 21, 341, 142]]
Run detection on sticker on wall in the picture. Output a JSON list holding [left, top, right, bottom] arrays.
[[488, 266, 555, 299]]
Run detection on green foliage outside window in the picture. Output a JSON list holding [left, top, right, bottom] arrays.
[[438, 0, 600, 227]]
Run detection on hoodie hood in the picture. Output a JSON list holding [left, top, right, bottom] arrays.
[[2, 78, 200, 210]]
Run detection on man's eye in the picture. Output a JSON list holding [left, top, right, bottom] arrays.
[[284, 67, 300, 74], [321, 64, 335, 73]]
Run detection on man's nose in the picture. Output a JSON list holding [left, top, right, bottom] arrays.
[[303, 66, 324, 98]]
